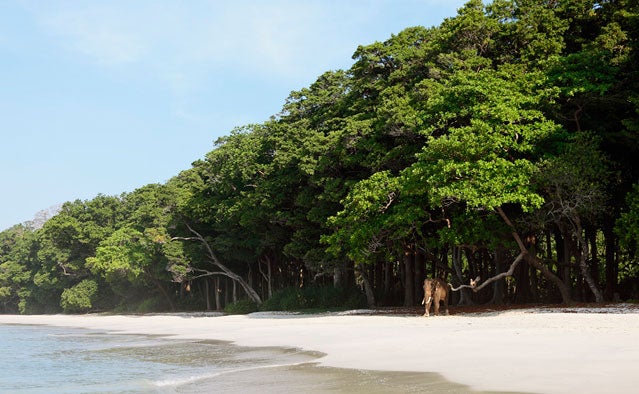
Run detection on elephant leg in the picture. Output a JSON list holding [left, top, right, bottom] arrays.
[[443, 292, 450, 315], [433, 296, 440, 315], [423, 300, 431, 316]]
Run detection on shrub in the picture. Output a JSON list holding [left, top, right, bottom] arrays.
[[260, 285, 366, 311], [60, 280, 98, 313], [260, 287, 298, 311], [344, 291, 367, 310], [136, 297, 162, 313], [224, 299, 259, 314], [280, 290, 309, 310]]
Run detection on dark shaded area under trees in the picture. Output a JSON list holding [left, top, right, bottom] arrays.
[[2, 0, 638, 314]]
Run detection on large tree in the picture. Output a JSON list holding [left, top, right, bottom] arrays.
[[403, 64, 573, 303]]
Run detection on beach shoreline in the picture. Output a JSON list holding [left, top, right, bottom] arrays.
[[2, 304, 638, 394]]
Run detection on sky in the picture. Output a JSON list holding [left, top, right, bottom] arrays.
[[0, 0, 467, 231]]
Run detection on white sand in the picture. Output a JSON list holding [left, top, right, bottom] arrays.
[[2, 305, 638, 394]]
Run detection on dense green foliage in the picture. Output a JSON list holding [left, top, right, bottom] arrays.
[[60, 279, 98, 313], [259, 286, 366, 312], [224, 299, 259, 315], [2, 0, 638, 313]]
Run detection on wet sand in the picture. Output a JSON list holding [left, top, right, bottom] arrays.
[[183, 362, 527, 394]]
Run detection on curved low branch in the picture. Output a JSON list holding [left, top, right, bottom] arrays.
[[446, 253, 524, 294], [443, 207, 573, 303], [472, 253, 525, 292], [495, 207, 572, 304], [188, 269, 231, 280], [172, 223, 262, 305], [449, 276, 481, 292]]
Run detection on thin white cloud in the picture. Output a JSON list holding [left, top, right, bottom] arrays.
[[31, 1, 331, 73], [26, 1, 348, 116], [23, 0, 466, 121], [39, 3, 149, 66]]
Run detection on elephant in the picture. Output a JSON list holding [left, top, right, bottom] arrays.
[[422, 278, 449, 316]]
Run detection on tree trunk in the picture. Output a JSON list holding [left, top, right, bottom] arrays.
[[403, 244, 415, 306], [516, 236, 536, 303], [334, 264, 344, 288], [267, 257, 272, 298], [529, 265, 539, 302], [232, 279, 237, 303], [563, 231, 573, 294], [357, 264, 376, 308], [345, 260, 355, 288], [258, 256, 273, 299], [553, 227, 570, 290], [603, 220, 618, 300], [384, 260, 392, 294], [374, 260, 383, 296], [415, 247, 425, 300], [496, 207, 572, 304], [214, 277, 221, 311], [452, 246, 474, 305], [225, 277, 230, 307], [587, 227, 600, 285], [151, 276, 175, 312], [545, 229, 553, 263], [574, 217, 604, 302], [205, 278, 211, 311], [439, 247, 448, 277], [490, 246, 507, 304]]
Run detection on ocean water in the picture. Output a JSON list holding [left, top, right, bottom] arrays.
[[0, 324, 513, 393], [0, 324, 320, 393]]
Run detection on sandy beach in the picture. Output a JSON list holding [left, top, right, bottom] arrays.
[[1, 305, 638, 394]]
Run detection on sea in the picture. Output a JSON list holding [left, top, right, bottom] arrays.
[[0, 324, 509, 393]]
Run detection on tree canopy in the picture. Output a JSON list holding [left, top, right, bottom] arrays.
[[2, 0, 638, 313]]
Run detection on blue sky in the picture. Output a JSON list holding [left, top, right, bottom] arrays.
[[0, 0, 467, 231]]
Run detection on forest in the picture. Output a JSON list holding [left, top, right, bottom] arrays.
[[1, 0, 638, 314]]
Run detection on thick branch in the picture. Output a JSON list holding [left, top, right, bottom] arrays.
[[444, 208, 528, 295], [450, 276, 481, 292], [443, 208, 573, 304], [472, 253, 525, 292], [172, 223, 262, 305], [188, 269, 231, 280], [379, 191, 396, 213], [496, 207, 527, 253], [495, 206, 572, 304], [57, 262, 75, 277]]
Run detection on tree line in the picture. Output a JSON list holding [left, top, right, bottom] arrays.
[[1, 0, 638, 314]]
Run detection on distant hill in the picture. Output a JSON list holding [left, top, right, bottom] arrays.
[[24, 204, 62, 230]]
